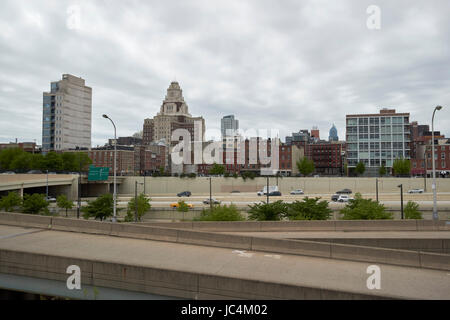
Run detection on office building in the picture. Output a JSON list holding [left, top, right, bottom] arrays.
[[221, 115, 239, 137], [143, 81, 205, 146], [42, 74, 92, 153], [329, 124, 339, 142], [346, 108, 410, 175]]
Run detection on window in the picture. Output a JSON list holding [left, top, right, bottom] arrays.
[[442, 153, 445, 159]]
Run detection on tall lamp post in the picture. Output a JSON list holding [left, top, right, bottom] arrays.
[[103, 114, 117, 223], [134, 181, 144, 222], [431, 106, 443, 221], [397, 184, 403, 220]]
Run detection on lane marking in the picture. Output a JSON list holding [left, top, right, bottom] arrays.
[[232, 250, 253, 258], [0, 229, 46, 240]]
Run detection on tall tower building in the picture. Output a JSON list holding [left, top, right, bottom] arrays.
[[143, 81, 205, 146], [329, 124, 339, 141], [42, 74, 92, 153], [221, 115, 239, 137]]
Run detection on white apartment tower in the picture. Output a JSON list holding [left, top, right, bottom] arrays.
[[42, 74, 92, 153]]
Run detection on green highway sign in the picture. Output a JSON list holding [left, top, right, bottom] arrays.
[[88, 165, 110, 181]]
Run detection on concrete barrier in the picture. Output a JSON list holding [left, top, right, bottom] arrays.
[[251, 237, 331, 258], [416, 220, 450, 231], [110, 223, 178, 242], [0, 248, 391, 300], [260, 220, 336, 231], [419, 252, 450, 271], [176, 229, 252, 250], [335, 220, 418, 231], [330, 243, 421, 268], [51, 217, 112, 235], [191, 221, 261, 232], [0, 212, 51, 229]]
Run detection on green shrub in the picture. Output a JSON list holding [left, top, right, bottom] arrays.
[[82, 193, 114, 221], [195, 204, 245, 221], [125, 193, 151, 222], [22, 194, 49, 215], [177, 200, 190, 212], [287, 197, 331, 220], [248, 200, 288, 221], [0, 191, 22, 212], [340, 193, 393, 220], [404, 201, 422, 219]]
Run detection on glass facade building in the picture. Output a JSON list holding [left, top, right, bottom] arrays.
[[346, 109, 410, 171]]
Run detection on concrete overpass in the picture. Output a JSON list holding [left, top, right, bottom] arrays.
[[0, 174, 126, 200], [0, 212, 449, 299]]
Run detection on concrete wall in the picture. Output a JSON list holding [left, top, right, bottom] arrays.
[[1, 212, 449, 272], [118, 176, 450, 195]]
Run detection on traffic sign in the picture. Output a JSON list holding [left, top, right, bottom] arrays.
[[88, 165, 110, 181]]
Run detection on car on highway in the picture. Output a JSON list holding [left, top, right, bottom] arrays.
[[170, 202, 194, 209], [336, 189, 352, 194], [27, 170, 43, 174], [45, 196, 57, 202], [337, 195, 353, 202], [1, 171, 15, 175], [290, 189, 304, 195], [331, 194, 339, 202], [268, 191, 282, 196], [408, 188, 424, 194], [177, 191, 192, 197], [203, 198, 221, 205]]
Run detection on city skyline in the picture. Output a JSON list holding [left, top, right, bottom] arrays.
[[0, 0, 449, 147]]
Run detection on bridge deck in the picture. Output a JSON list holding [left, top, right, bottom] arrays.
[[0, 224, 449, 299]]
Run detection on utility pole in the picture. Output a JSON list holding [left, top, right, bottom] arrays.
[[135, 180, 138, 222], [46, 170, 49, 199], [266, 176, 269, 204], [77, 151, 81, 219]]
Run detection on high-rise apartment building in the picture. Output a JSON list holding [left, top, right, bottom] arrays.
[[221, 115, 239, 137], [143, 81, 205, 146], [346, 108, 410, 175], [42, 74, 92, 153]]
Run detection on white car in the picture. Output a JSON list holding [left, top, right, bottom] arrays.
[[290, 189, 304, 195], [337, 195, 353, 202], [408, 188, 424, 194], [203, 198, 221, 205]]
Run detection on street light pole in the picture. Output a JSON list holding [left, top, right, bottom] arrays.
[[266, 176, 269, 204], [424, 147, 427, 192], [46, 170, 49, 199], [398, 184, 403, 220], [376, 178, 379, 203], [209, 176, 212, 211], [431, 106, 443, 221], [103, 114, 117, 222]]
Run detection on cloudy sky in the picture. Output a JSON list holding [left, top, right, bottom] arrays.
[[0, 0, 449, 146]]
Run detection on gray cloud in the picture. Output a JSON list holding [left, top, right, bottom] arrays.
[[0, 0, 448, 146]]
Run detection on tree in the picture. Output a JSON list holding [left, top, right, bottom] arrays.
[[0, 148, 24, 170], [81, 193, 114, 221], [61, 153, 77, 172], [195, 204, 245, 221], [0, 192, 22, 212], [340, 193, 393, 220], [296, 157, 315, 176], [355, 161, 366, 176], [22, 194, 49, 215], [392, 158, 411, 176], [209, 163, 225, 175], [241, 171, 256, 180], [286, 197, 332, 220], [379, 164, 387, 176], [56, 194, 74, 217], [43, 152, 63, 172], [176, 201, 190, 212], [248, 200, 288, 221], [404, 201, 422, 219], [10, 152, 32, 172], [125, 193, 151, 222]]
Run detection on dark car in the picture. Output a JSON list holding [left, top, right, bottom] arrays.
[[177, 191, 191, 197], [336, 189, 352, 194], [27, 170, 43, 174], [331, 194, 339, 202], [268, 191, 282, 196]]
